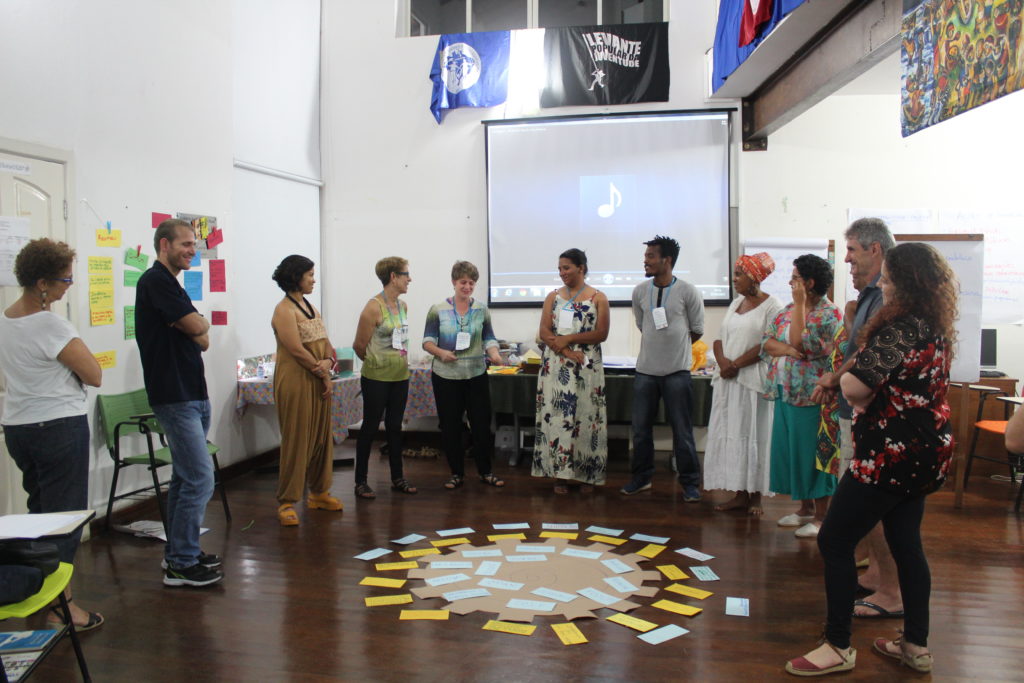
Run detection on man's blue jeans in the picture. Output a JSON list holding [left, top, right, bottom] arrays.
[[152, 400, 213, 569], [631, 371, 701, 486]]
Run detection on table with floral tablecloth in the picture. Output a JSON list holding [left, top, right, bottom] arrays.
[[236, 368, 437, 444]]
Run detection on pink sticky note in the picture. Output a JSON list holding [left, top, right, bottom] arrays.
[[151, 212, 172, 228], [206, 227, 224, 248], [209, 259, 226, 292], [211, 311, 228, 325]]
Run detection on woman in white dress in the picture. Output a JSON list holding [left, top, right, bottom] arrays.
[[704, 252, 782, 515]]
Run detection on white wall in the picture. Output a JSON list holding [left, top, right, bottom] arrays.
[[320, 1, 729, 358]]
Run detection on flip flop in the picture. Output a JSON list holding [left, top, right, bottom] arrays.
[[853, 600, 904, 619]]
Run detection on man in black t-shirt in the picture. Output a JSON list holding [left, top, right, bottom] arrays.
[[136, 219, 223, 587]]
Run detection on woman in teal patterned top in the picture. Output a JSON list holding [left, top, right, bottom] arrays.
[[353, 256, 417, 498], [423, 261, 505, 489]]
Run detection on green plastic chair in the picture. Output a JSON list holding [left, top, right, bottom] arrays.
[[0, 562, 90, 681], [97, 389, 231, 533]]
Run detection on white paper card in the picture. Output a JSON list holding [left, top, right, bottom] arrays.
[[562, 548, 602, 560], [507, 554, 547, 562], [425, 573, 471, 587], [726, 597, 750, 616], [436, 527, 475, 537], [532, 587, 578, 603], [428, 561, 473, 569], [492, 522, 530, 530], [391, 533, 427, 545], [515, 544, 555, 554], [676, 547, 715, 562], [443, 588, 490, 601], [455, 331, 471, 350], [601, 558, 633, 574], [604, 576, 638, 593], [577, 587, 619, 606], [652, 306, 668, 329], [354, 548, 391, 561], [557, 308, 574, 331], [690, 566, 721, 581], [391, 327, 404, 350], [585, 525, 624, 536], [478, 578, 524, 591], [630, 533, 670, 544], [507, 599, 556, 612], [638, 624, 689, 644], [542, 522, 579, 530], [463, 549, 503, 558], [475, 561, 502, 576]]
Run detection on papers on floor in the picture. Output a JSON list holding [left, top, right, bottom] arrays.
[[689, 566, 720, 581], [391, 533, 426, 545], [354, 548, 392, 561], [436, 527, 474, 537], [675, 547, 715, 562], [585, 525, 623, 536], [638, 624, 689, 644], [726, 597, 750, 616], [492, 522, 530, 530]]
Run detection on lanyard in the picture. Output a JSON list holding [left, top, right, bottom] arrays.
[[650, 277, 676, 312], [381, 293, 405, 329], [451, 298, 473, 330], [562, 285, 586, 310]]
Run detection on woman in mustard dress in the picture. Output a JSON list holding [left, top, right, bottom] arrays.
[[271, 255, 342, 526]]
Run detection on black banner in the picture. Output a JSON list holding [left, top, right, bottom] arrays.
[[540, 22, 670, 108]]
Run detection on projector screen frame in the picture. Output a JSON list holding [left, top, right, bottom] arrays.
[[483, 108, 737, 309]]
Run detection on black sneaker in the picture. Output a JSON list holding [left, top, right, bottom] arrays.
[[620, 479, 652, 495], [161, 552, 222, 570], [163, 563, 224, 588]]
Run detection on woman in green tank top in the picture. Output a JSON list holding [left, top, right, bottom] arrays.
[[353, 256, 417, 498]]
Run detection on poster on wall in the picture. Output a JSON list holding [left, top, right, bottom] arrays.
[[849, 208, 1024, 324], [175, 212, 219, 258], [901, 0, 1024, 137], [0, 216, 31, 286]]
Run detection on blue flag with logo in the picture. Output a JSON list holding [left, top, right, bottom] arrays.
[[429, 31, 511, 123]]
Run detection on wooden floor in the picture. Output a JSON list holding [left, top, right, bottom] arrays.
[[19, 443, 1024, 682]]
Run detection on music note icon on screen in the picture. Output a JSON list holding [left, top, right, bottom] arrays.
[[597, 182, 622, 218]]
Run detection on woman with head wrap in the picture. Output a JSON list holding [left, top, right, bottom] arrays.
[[704, 252, 783, 516]]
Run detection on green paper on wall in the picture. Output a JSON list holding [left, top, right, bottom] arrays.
[[124, 270, 141, 287], [124, 248, 149, 270], [124, 306, 135, 340]]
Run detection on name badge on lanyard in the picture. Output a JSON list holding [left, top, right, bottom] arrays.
[[650, 277, 676, 331], [455, 331, 471, 351], [453, 300, 472, 351], [557, 307, 574, 334], [391, 324, 408, 350]]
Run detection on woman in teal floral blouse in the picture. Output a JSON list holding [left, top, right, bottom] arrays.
[[763, 254, 845, 539]]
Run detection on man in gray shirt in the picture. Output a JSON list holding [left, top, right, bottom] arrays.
[[622, 236, 705, 501], [813, 217, 902, 619]]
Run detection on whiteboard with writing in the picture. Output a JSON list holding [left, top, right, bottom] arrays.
[[742, 238, 830, 306], [850, 208, 1023, 324], [894, 235, 983, 383]]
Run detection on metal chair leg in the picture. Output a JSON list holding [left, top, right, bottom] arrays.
[[211, 452, 232, 521], [57, 593, 91, 682], [963, 427, 983, 489], [105, 464, 122, 530]]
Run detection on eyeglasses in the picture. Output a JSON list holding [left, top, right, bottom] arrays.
[[56, 277, 74, 284], [396, 271, 410, 277]]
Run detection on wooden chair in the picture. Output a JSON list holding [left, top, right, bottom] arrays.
[[0, 562, 90, 682], [97, 389, 231, 534], [963, 386, 1022, 508]]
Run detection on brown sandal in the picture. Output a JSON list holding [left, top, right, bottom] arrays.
[[391, 478, 418, 494], [354, 483, 376, 499], [479, 474, 504, 487]]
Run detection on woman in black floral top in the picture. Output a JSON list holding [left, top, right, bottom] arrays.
[[786, 243, 957, 677]]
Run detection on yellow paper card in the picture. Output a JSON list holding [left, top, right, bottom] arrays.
[[483, 620, 536, 636], [665, 583, 712, 600], [400, 547, 441, 558], [400, 610, 449, 621], [588, 534, 627, 546], [487, 533, 527, 541], [87, 256, 113, 273], [89, 273, 114, 288], [360, 576, 406, 588], [364, 593, 413, 607], [90, 309, 115, 326], [656, 565, 690, 580], [95, 229, 122, 247], [93, 350, 116, 368], [431, 537, 470, 547], [606, 613, 658, 632], [376, 560, 419, 571], [652, 599, 702, 617], [540, 531, 578, 540], [551, 622, 588, 645], [637, 544, 666, 558]]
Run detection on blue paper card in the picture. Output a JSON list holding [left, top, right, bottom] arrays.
[[183, 271, 203, 301]]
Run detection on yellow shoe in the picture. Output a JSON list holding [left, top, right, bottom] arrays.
[[307, 491, 344, 511], [278, 503, 299, 526]]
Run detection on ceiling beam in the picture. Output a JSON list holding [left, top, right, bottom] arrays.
[[741, 0, 903, 150]]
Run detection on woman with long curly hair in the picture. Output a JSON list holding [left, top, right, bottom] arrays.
[[786, 243, 957, 676]]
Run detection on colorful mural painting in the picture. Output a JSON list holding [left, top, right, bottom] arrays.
[[901, 0, 1024, 136]]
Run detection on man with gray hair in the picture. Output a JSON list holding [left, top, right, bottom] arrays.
[[813, 217, 902, 620]]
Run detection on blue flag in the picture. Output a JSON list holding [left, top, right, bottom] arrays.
[[429, 31, 511, 123]]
